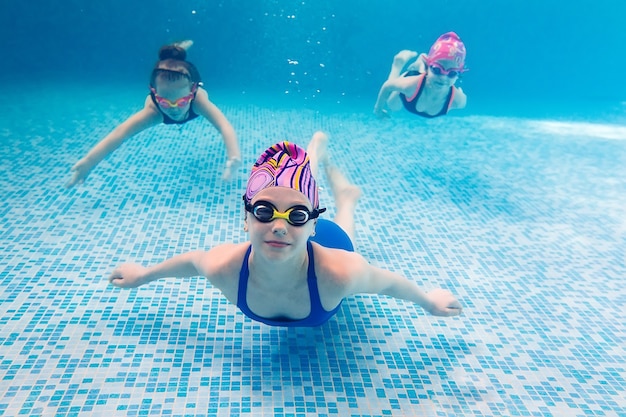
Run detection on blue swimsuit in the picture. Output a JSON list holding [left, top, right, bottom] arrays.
[[400, 71, 455, 118], [236, 219, 353, 327]]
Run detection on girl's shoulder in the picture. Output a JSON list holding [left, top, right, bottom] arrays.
[[194, 86, 210, 100], [312, 244, 370, 301], [200, 243, 250, 280], [312, 244, 366, 284], [451, 86, 467, 109]]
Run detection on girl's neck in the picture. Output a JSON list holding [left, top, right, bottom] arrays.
[[248, 248, 309, 287]]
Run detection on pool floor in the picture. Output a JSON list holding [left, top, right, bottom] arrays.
[[1, 84, 625, 416]]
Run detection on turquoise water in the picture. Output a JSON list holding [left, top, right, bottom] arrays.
[[1, 81, 625, 416], [3, 1, 626, 103], [2, 1, 626, 416]]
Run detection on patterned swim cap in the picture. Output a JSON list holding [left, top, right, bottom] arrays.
[[245, 142, 319, 208], [427, 32, 466, 70]]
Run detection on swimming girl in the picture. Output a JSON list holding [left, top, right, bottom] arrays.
[[108, 132, 462, 327], [374, 32, 468, 119], [66, 40, 241, 188]]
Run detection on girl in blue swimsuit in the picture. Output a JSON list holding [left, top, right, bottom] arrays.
[[109, 132, 463, 327]]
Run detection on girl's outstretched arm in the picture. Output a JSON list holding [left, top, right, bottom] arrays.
[[344, 254, 463, 317], [109, 250, 207, 288], [192, 88, 241, 179], [66, 99, 161, 188]]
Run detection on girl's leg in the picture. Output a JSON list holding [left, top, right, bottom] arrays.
[[324, 164, 361, 245], [383, 50, 420, 112], [174, 40, 194, 50], [307, 132, 361, 245], [387, 50, 419, 80], [406, 52, 428, 73], [306, 131, 329, 180]]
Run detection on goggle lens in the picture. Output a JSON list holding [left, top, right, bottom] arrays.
[[151, 88, 196, 108], [429, 65, 460, 78]]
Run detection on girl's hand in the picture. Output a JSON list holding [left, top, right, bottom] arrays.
[[373, 107, 390, 119], [66, 158, 94, 188], [109, 264, 149, 288], [222, 156, 241, 181], [424, 288, 463, 316]]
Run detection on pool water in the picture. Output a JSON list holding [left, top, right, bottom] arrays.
[[1, 83, 625, 416]]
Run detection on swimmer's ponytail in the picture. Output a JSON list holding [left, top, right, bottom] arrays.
[[158, 45, 187, 61], [158, 40, 193, 61]]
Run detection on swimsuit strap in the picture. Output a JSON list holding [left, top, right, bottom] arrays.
[[445, 87, 456, 112], [237, 244, 253, 310], [406, 72, 427, 102], [305, 241, 323, 309]]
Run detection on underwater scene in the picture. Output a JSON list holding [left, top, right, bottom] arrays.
[[1, 1, 625, 416]]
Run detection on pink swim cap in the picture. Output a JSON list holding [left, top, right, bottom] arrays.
[[245, 142, 319, 208], [427, 32, 466, 70]]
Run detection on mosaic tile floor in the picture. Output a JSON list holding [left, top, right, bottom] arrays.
[[1, 83, 625, 416]]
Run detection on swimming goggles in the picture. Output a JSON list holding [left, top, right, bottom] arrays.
[[428, 63, 462, 78], [244, 200, 326, 227], [150, 87, 196, 108]]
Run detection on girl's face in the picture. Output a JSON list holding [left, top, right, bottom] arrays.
[[426, 59, 461, 88], [152, 77, 195, 120], [245, 187, 316, 262]]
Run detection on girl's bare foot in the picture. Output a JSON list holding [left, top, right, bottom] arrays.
[[389, 50, 419, 79]]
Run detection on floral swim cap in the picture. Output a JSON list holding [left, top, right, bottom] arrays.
[[245, 142, 319, 208], [427, 32, 467, 70]]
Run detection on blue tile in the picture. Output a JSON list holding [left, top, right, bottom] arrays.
[[0, 86, 625, 416]]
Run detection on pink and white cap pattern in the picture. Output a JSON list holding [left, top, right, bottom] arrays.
[[245, 142, 320, 209]]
